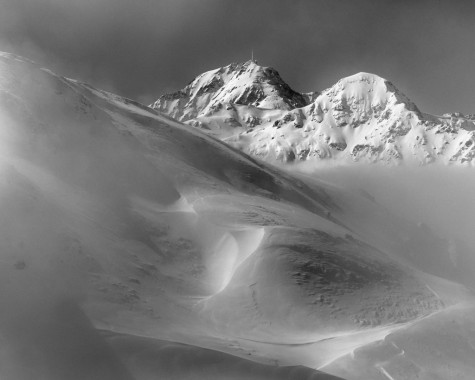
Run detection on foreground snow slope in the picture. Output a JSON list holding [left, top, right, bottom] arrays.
[[152, 61, 475, 165], [0, 52, 474, 379]]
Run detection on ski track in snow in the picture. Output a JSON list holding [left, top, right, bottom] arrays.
[[391, 342, 405, 356], [425, 284, 442, 300], [377, 365, 396, 380]]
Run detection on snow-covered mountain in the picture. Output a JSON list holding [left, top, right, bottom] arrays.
[[2, 51, 475, 380], [151, 60, 313, 123], [152, 62, 475, 165]]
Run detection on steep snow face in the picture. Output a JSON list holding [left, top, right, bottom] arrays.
[[150, 60, 311, 136], [313, 72, 421, 129], [153, 67, 475, 165]]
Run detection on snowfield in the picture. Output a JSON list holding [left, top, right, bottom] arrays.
[[0, 52, 474, 379]]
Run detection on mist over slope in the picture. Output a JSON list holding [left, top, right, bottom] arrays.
[[0, 52, 474, 380], [152, 61, 475, 165]]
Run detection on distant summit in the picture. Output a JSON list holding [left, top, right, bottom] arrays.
[[151, 63, 475, 165], [151, 61, 311, 122]]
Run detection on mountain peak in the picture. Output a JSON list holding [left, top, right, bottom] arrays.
[[320, 71, 420, 116], [150, 61, 310, 121], [333, 72, 405, 98], [341, 71, 386, 82]]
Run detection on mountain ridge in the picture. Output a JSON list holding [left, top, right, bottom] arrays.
[[151, 62, 475, 165]]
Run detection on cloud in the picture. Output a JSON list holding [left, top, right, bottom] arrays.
[[306, 163, 475, 245]]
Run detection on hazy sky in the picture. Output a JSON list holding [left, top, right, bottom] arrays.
[[1, 0, 474, 114]]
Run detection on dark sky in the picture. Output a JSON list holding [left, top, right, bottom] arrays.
[[1, 0, 474, 114]]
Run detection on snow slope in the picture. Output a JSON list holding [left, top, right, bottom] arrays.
[[152, 63, 475, 165], [1, 52, 474, 379]]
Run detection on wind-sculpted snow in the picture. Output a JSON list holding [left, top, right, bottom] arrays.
[[152, 63, 475, 165], [200, 227, 442, 341], [0, 52, 474, 379]]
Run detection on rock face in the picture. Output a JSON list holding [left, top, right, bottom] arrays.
[[151, 64, 475, 165]]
